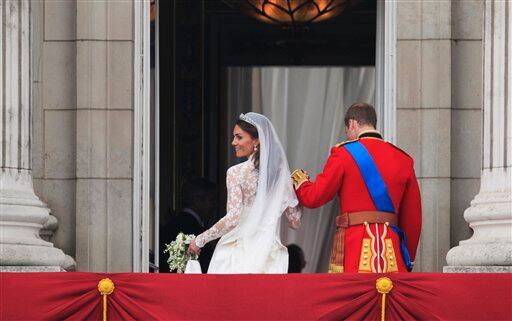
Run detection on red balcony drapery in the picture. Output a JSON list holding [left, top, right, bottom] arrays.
[[1, 272, 511, 321]]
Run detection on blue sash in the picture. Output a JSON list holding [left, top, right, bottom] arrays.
[[344, 141, 412, 271]]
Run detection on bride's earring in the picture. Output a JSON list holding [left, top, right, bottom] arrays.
[[254, 145, 258, 152]]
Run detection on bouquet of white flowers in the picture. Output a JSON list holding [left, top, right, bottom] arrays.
[[163, 232, 199, 273]]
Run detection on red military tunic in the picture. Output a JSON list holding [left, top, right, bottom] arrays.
[[293, 131, 422, 273]]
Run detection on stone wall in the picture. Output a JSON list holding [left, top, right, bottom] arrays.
[[75, 0, 134, 272], [396, 0, 484, 271], [31, 0, 134, 271], [450, 1, 483, 248], [32, 0, 77, 259], [396, 0, 451, 272]]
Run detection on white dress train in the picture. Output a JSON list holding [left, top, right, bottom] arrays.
[[195, 159, 301, 273]]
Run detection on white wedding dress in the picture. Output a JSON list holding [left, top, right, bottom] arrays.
[[195, 112, 301, 273]]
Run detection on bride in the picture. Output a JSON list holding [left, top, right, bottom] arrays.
[[188, 112, 301, 273]]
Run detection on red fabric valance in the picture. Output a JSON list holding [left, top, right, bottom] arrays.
[[1, 272, 510, 320]]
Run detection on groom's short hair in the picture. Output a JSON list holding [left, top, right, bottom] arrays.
[[344, 102, 377, 128]]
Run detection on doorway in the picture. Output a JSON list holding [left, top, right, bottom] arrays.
[[147, 0, 395, 273]]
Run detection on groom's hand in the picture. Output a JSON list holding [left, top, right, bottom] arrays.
[[188, 239, 201, 256]]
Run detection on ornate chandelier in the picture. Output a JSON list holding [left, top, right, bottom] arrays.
[[225, 0, 354, 29]]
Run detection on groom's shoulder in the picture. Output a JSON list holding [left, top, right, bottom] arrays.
[[385, 141, 413, 160], [333, 139, 359, 148]]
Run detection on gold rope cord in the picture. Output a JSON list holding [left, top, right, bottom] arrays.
[[98, 278, 115, 321], [103, 295, 107, 321], [376, 277, 393, 321], [381, 293, 387, 321], [95, 276, 391, 321]]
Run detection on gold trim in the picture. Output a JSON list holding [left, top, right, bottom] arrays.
[[380, 224, 388, 272], [359, 136, 384, 141], [358, 238, 373, 272], [365, 223, 378, 273], [358, 129, 382, 138], [384, 239, 398, 272], [334, 138, 359, 148], [328, 263, 344, 273], [291, 169, 310, 189]]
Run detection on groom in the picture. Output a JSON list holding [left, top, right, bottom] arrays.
[[292, 102, 421, 273]]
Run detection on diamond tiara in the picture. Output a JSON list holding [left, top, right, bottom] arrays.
[[239, 113, 257, 127]]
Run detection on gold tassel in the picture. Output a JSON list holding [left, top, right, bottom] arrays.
[[98, 278, 115, 321], [376, 277, 393, 321]]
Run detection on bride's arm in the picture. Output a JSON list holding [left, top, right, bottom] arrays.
[[284, 206, 301, 229], [194, 167, 243, 248]]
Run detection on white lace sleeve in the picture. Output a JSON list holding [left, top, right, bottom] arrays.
[[284, 206, 301, 229], [195, 167, 243, 248]]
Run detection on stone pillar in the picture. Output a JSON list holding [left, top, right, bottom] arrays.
[[75, 0, 134, 271], [445, 0, 512, 272], [396, 0, 452, 271], [0, 0, 66, 270]]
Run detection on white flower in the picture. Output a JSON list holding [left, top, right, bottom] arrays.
[[164, 232, 198, 273]]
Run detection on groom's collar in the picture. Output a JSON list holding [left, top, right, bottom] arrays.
[[358, 130, 383, 140]]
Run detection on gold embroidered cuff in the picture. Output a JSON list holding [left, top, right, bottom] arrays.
[[291, 169, 310, 190], [328, 263, 344, 273]]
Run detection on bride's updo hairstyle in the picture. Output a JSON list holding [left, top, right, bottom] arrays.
[[236, 119, 260, 170]]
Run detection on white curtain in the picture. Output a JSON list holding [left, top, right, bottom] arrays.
[[259, 67, 375, 272], [226, 66, 375, 272]]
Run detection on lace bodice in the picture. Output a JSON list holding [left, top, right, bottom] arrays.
[[195, 159, 301, 248]]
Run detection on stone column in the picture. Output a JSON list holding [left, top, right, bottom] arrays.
[[75, 0, 134, 272], [445, 0, 512, 272], [396, 0, 452, 272], [0, 0, 66, 270]]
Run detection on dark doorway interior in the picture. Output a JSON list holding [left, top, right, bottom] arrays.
[[157, 0, 376, 272]]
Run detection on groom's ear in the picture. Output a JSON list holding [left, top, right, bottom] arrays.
[[348, 119, 360, 131]]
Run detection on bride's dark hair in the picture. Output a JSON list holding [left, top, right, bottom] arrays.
[[236, 119, 259, 170]]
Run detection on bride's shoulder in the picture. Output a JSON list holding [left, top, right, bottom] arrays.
[[227, 160, 252, 176], [227, 162, 243, 175]]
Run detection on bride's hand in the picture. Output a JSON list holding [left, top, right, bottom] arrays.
[[188, 239, 201, 256]]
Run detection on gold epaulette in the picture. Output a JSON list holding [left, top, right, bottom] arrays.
[[291, 169, 310, 190], [334, 138, 359, 148]]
